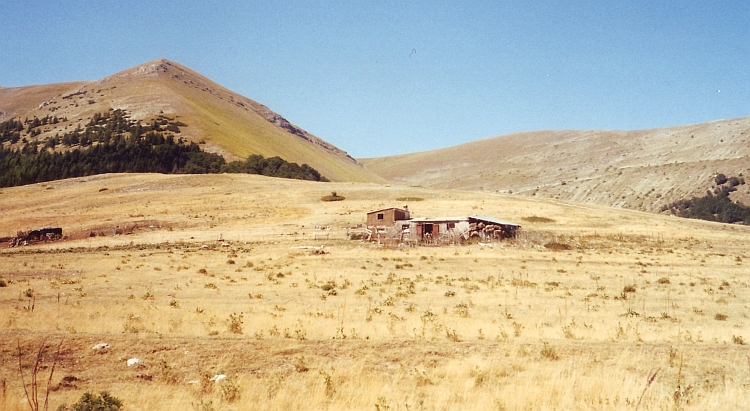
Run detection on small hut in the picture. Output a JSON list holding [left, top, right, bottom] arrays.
[[365, 206, 412, 242]]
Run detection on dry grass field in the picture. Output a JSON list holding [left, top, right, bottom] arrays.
[[1, 173, 749, 410]]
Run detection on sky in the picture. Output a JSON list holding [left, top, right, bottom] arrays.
[[2, 1, 749, 158]]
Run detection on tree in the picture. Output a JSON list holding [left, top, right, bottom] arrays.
[[728, 176, 745, 187]]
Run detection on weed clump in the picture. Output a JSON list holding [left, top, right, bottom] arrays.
[[220, 377, 241, 402], [523, 216, 556, 223], [540, 342, 560, 360], [227, 312, 244, 334], [544, 242, 571, 251]]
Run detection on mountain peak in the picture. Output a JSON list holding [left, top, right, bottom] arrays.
[[0, 59, 384, 183], [103, 58, 182, 81]]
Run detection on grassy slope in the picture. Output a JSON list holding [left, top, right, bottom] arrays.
[[0, 59, 385, 183], [361, 118, 750, 212], [1, 174, 749, 410], [173, 80, 383, 182], [0, 81, 91, 120]]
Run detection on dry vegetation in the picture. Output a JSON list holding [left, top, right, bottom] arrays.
[[360, 119, 750, 212], [1, 173, 749, 410]]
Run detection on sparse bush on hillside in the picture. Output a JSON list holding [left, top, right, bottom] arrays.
[[666, 174, 750, 224], [727, 176, 744, 187]]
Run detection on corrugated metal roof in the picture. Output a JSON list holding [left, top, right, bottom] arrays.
[[409, 217, 469, 223], [469, 215, 521, 227]]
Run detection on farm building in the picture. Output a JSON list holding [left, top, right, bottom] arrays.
[[364, 206, 520, 245], [407, 216, 520, 244], [366, 206, 411, 238]]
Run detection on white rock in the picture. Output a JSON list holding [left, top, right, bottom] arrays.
[[92, 343, 110, 350], [127, 358, 144, 367], [210, 374, 227, 382]]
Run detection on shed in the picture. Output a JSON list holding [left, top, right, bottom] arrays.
[[366, 206, 411, 234], [407, 217, 470, 242], [468, 215, 521, 239]]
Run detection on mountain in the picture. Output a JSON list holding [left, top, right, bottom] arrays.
[[0, 59, 385, 183], [360, 118, 750, 212]]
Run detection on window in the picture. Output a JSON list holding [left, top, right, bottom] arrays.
[[377, 213, 384, 220], [447, 222, 455, 229]]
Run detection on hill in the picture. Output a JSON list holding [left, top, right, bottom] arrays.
[[360, 118, 750, 212], [0, 59, 385, 183]]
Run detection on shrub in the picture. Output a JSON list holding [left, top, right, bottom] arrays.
[[544, 242, 571, 251], [220, 377, 241, 402], [728, 176, 745, 187], [321, 191, 345, 202], [523, 216, 556, 223], [57, 391, 123, 411], [623, 284, 637, 293], [715, 313, 728, 321], [0, 279, 6, 287]]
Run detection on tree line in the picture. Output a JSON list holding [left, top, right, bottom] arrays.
[[0, 110, 327, 188]]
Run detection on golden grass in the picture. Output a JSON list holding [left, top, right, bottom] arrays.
[[1, 173, 749, 410]]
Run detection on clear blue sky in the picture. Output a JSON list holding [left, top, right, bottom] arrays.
[[2, 1, 749, 158]]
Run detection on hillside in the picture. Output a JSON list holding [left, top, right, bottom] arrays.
[[0, 59, 385, 183], [360, 118, 750, 212]]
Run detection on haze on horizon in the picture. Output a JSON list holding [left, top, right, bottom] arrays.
[[2, 1, 749, 158]]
